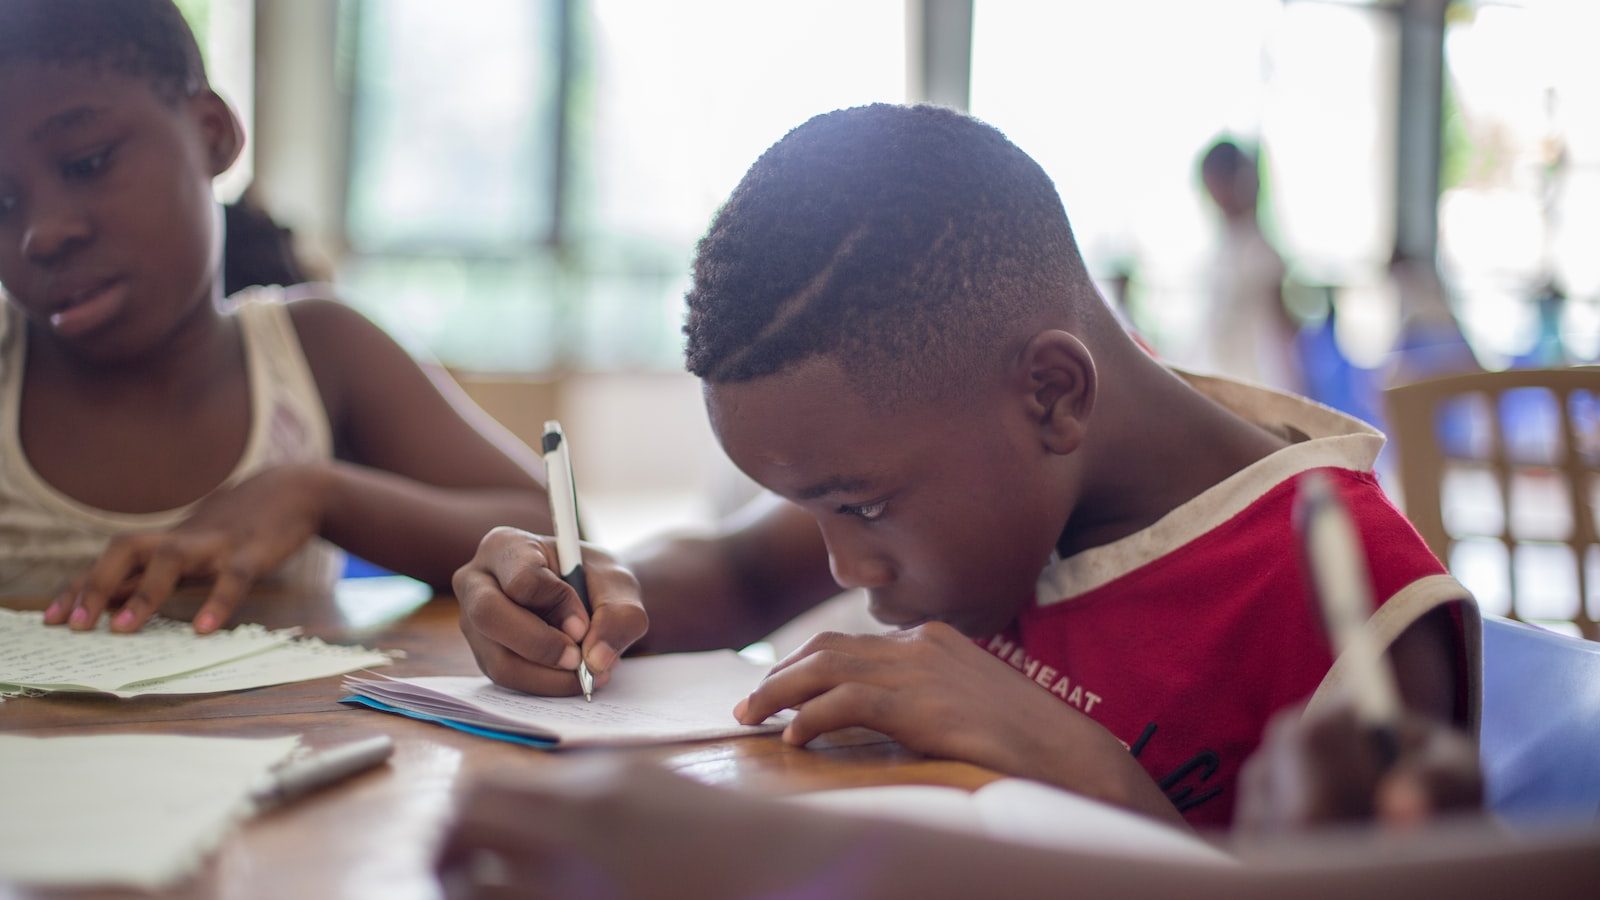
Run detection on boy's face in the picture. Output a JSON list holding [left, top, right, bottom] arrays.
[[706, 356, 1072, 637], [0, 61, 238, 361]]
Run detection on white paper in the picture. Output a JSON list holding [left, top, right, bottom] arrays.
[[0, 609, 392, 697], [795, 779, 1234, 865], [119, 638, 395, 696], [345, 650, 790, 747], [0, 734, 299, 888], [0, 609, 293, 693]]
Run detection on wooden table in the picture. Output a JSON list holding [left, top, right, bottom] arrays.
[[0, 585, 996, 900]]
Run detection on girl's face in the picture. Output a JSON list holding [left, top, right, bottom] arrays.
[[0, 60, 240, 363]]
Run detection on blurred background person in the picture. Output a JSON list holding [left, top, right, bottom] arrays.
[[1198, 137, 1303, 394]]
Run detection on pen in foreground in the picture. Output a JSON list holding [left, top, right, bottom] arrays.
[[1297, 471, 1403, 765], [249, 735, 395, 810], [542, 421, 594, 701]]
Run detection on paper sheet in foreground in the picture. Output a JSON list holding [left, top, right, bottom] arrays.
[[0, 734, 299, 888]]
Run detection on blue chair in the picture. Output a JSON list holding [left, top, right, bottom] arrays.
[[1481, 615, 1600, 825]]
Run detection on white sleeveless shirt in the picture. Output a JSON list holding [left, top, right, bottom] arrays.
[[0, 288, 343, 597]]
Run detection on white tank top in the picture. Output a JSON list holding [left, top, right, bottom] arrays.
[[0, 288, 343, 597]]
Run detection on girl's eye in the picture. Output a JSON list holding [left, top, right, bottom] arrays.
[[839, 499, 888, 522], [62, 145, 114, 179]]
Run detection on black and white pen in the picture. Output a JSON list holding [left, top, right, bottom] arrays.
[[541, 420, 594, 702]]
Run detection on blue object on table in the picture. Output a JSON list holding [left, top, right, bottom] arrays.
[[1480, 616, 1600, 825], [341, 556, 394, 579], [340, 695, 557, 749]]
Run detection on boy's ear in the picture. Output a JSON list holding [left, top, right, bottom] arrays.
[[189, 90, 244, 177], [1014, 329, 1096, 456]]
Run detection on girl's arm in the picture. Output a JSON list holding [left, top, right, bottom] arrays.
[[288, 293, 551, 588]]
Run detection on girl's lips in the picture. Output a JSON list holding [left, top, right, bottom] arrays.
[[49, 279, 127, 338]]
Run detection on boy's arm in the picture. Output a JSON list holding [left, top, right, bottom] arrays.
[[1387, 605, 1465, 725], [438, 760, 1599, 900], [624, 493, 840, 653]]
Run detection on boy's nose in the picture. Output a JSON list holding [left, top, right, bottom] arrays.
[[21, 196, 92, 267], [825, 541, 894, 591]]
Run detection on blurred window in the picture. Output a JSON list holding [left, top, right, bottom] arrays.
[[970, 0, 1395, 366], [1441, 0, 1600, 366], [174, 0, 256, 201], [338, 0, 905, 372]]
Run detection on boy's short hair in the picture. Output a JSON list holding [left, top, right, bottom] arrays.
[[683, 103, 1098, 402], [0, 0, 207, 102]]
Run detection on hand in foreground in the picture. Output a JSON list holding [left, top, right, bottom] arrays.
[[44, 464, 330, 634], [453, 526, 648, 696], [1234, 704, 1483, 833], [732, 623, 1170, 819], [437, 760, 874, 900]]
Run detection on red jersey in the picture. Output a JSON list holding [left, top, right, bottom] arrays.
[[980, 373, 1481, 829]]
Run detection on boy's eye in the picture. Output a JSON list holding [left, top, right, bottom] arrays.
[[61, 144, 115, 180], [0, 192, 16, 218], [837, 499, 888, 522]]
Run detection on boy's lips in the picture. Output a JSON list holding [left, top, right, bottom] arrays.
[[48, 277, 127, 339]]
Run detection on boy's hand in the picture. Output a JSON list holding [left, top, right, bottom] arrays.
[[453, 527, 648, 696], [44, 464, 330, 634], [437, 760, 864, 900], [733, 622, 1179, 822], [1235, 704, 1484, 833]]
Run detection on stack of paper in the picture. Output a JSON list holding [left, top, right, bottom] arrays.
[[0, 734, 300, 888], [344, 650, 790, 747], [0, 608, 393, 698]]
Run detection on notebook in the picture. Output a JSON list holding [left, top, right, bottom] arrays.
[[343, 650, 789, 747]]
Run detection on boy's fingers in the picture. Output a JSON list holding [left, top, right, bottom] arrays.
[[1390, 724, 1483, 818], [581, 601, 648, 675], [739, 649, 878, 725], [458, 570, 581, 671], [461, 631, 585, 697], [781, 682, 890, 745], [767, 630, 899, 677], [495, 559, 590, 640]]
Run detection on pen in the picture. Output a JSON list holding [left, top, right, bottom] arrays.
[[1296, 471, 1402, 765], [541, 420, 594, 702], [250, 735, 394, 810]]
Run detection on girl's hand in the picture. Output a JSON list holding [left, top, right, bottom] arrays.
[[43, 463, 330, 633]]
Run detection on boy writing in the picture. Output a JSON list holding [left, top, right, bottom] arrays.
[[452, 103, 1479, 827], [0, 0, 550, 632]]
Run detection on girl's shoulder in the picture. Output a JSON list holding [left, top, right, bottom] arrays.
[[269, 287, 439, 433]]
